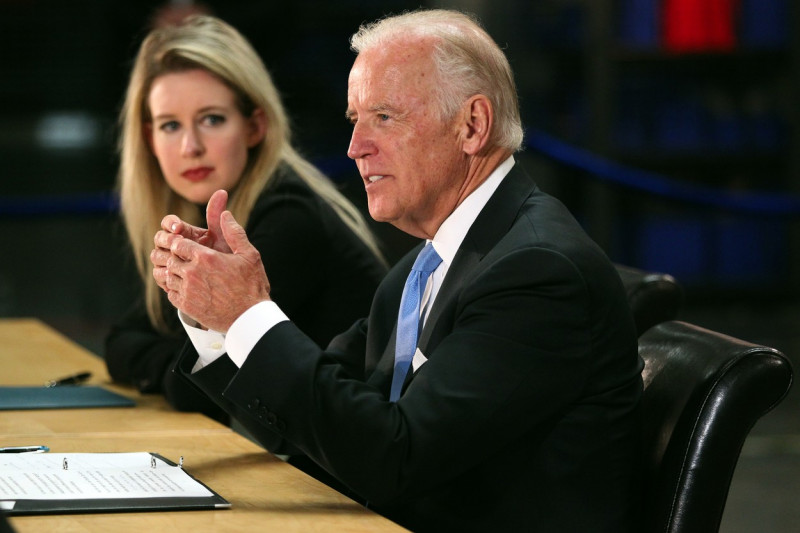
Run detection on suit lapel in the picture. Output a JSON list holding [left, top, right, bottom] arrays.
[[416, 165, 538, 362], [378, 165, 538, 395]]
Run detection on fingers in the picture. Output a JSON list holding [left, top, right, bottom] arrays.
[[220, 210, 257, 259], [150, 215, 270, 332], [152, 259, 180, 297], [160, 215, 208, 242], [151, 248, 187, 298], [152, 265, 168, 291], [152, 231, 175, 258], [153, 229, 198, 265], [205, 190, 228, 241], [151, 245, 171, 292], [160, 214, 183, 233], [163, 259, 184, 291], [152, 231, 178, 293], [151, 229, 195, 282], [168, 235, 203, 266]]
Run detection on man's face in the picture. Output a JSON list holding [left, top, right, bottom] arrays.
[[346, 39, 467, 239]]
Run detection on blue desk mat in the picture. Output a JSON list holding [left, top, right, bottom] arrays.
[[0, 386, 135, 410]]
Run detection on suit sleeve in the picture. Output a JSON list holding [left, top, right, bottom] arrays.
[[220, 246, 624, 506], [175, 318, 370, 456]]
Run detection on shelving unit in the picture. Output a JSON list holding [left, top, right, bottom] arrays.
[[526, 0, 798, 294]]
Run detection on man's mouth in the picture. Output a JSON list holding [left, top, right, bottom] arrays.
[[368, 175, 385, 183]]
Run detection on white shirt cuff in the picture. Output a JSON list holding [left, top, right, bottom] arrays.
[[178, 311, 226, 372], [225, 300, 289, 368]]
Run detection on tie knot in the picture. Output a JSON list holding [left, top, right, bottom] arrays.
[[412, 243, 442, 275]]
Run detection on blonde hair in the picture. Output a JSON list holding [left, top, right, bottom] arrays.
[[350, 9, 523, 152], [119, 15, 384, 331]]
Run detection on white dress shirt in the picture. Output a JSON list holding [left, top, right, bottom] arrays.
[[181, 155, 515, 372]]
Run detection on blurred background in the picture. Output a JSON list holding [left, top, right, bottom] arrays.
[[0, 0, 798, 530]]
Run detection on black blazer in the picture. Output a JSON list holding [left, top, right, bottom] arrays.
[[105, 165, 387, 421], [0, 512, 13, 533], [178, 164, 643, 532]]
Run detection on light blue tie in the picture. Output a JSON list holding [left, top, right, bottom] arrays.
[[390, 243, 442, 401]]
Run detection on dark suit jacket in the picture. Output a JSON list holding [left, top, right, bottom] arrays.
[[177, 164, 643, 532], [0, 512, 14, 533], [105, 164, 387, 421]]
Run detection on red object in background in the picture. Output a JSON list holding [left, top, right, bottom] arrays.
[[706, 0, 737, 50], [663, 0, 737, 52], [663, 0, 706, 51]]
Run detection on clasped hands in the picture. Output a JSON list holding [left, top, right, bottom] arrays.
[[151, 189, 271, 332]]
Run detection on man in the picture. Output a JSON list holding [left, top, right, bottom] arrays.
[[153, 9, 643, 532]]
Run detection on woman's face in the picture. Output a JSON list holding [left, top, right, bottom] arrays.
[[147, 69, 265, 204]]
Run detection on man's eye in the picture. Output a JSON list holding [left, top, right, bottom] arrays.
[[378, 114, 390, 121]]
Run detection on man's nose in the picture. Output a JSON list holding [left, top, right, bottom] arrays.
[[347, 122, 375, 160]]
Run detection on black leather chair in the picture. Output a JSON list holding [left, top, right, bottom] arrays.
[[638, 320, 793, 533], [615, 264, 684, 336]]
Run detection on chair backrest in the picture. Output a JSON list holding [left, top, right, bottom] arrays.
[[615, 264, 684, 336], [638, 320, 793, 533]]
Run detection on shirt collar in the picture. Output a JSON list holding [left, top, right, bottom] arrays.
[[430, 155, 515, 265]]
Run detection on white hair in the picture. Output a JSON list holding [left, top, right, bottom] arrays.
[[350, 9, 524, 151]]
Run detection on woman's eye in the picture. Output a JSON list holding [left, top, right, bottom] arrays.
[[159, 120, 179, 133], [202, 114, 226, 126]]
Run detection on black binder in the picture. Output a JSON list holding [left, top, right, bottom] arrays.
[[1, 453, 230, 515]]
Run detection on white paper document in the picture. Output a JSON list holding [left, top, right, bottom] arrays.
[[0, 452, 213, 500]]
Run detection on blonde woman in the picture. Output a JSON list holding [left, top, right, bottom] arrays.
[[105, 15, 386, 420]]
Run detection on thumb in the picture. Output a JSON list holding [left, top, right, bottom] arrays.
[[206, 189, 229, 239], [220, 210, 253, 255]]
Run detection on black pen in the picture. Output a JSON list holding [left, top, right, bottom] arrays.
[[0, 446, 50, 453], [44, 371, 92, 387]]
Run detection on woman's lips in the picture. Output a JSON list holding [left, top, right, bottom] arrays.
[[182, 167, 213, 182]]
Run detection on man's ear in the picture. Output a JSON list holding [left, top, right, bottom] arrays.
[[460, 95, 493, 155], [247, 108, 267, 148]]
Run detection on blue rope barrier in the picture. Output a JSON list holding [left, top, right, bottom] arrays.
[[0, 192, 119, 217], [525, 129, 800, 216]]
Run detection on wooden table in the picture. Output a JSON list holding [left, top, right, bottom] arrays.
[[0, 318, 406, 532]]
